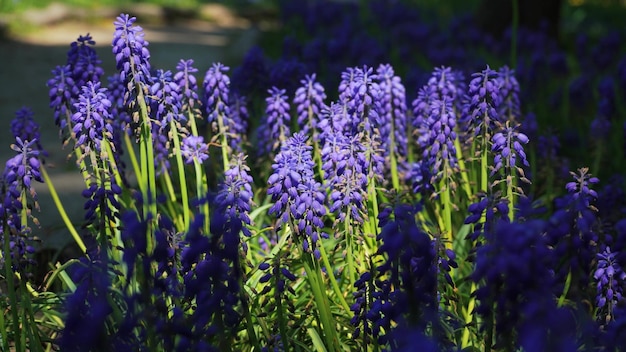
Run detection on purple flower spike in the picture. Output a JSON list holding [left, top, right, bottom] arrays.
[[214, 153, 254, 240], [268, 132, 326, 256], [464, 65, 502, 137], [375, 64, 408, 159], [181, 135, 209, 164], [322, 132, 368, 224], [149, 69, 183, 130], [496, 66, 521, 122], [5, 138, 43, 197], [174, 59, 200, 110], [67, 33, 104, 91], [423, 97, 458, 185], [48, 65, 79, 132], [260, 87, 291, 155], [203, 62, 231, 128], [71, 81, 114, 155], [595, 246, 626, 323], [112, 14, 151, 87], [11, 107, 44, 153], [491, 122, 530, 177], [294, 73, 326, 136], [226, 93, 249, 152]]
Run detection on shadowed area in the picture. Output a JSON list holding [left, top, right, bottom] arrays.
[[0, 3, 259, 252]]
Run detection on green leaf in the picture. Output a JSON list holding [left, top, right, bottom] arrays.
[[307, 328, 328, 352]]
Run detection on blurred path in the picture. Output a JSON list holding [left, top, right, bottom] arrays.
[[0, 3, 260, 252]]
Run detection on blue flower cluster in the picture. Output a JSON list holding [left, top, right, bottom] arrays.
[[267, 132, 326, 256]]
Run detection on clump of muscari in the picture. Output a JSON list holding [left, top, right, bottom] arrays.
[[5, 11, 626, 352]]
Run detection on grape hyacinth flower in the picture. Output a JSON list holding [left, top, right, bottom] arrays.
[[149, 69, 183, 131], [356, 203, 454, 348], [267, 132, 327, 256], [47, 65, 79, 133], [4, 138, 44, 209], [112, 13, 152, 128], [57, 250, 116, 351], [411, 66, 464, 168], [147, 69, 184, 174], [260, 87, 291, 155], [344, 66, 379, 135], [548, 168, 600, 298], [181, 215, 243, 347], [472, 220, 573, 350], [1, 137, 44, 273], [107, 72, 132, 133], [82, 179, 122, 228], [181, 135, 209, 164], [423, 97, 458, 186], [174, 59, 201, 112], [496, 66, 521, 123], [374, 63, 408, 160], [464, 65, 502, 137], [71, 81, 115, 157], [11, 107, 44, 153], [66, 33, 104, 92], [317, 102, 349, 146], [464, 192, 510, 241], [213, 153, 254, 243], [490, 121, 530, 177], [112, 14, 151, 86], [322, 132, 369, 224], [231, 45, 269, 98], [269, 58, 308, 96], [226, 93, 249, 152], [294, 73, 326, 137], [595, 247, 626, 325], [203, 62, 231, 131]]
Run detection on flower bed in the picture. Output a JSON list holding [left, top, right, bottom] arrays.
[[2, 2, 626, 351]]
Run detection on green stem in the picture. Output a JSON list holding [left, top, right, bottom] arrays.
[[481, 133, 489, 194], [123, 133, 142, 185], [558, 270, 572, 307], [461, 282, 478, 348], [440, 159, 453, 248], [286, 217, 338, 352], [21, 279, 43, 352], [454, 136, 473, 200], [187, 108, 200, 137], [389, 121, 400, 191], [41, 167, 86, 252], [170, 121, 190, 231], [301, 253, 339, 352], [136, 86, 157, 254], [0, 298, 7, 351], [217, 112, 231, 172], [239, 279, 260, 348], [318, 239, 351, 313], [3, 226, 21, 352], [506, 167, 516, 222], [194, 161, 209, 234], [366, 178, 380, 253], [344, 213, 357, 288]]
